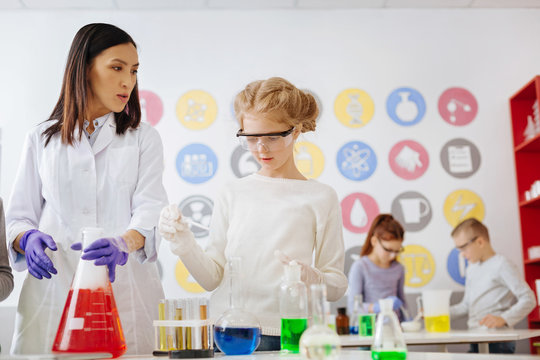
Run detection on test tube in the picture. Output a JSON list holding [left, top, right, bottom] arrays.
[[166, 299, 176, 350], [190, 298, 202, 350], [185, 299, 193, 350], [199, 298, 209, 350], [175, 299, 185, 350], [158, 299, 167, 351]]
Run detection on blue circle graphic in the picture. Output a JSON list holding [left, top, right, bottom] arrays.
[[447, 248, 468, 285], [386, 87, 426, 126], [176, 143, 218, 184], [336, 141, 377, 181]]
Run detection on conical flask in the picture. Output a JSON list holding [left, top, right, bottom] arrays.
[[299, 284, 341, 360], [371, 298, 407, 360], [214, 257, 261, 355], [52, 227, 126, 358]]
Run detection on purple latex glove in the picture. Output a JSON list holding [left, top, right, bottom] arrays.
[[81, 237, 129, 282], [19, 229, 58, 279], [373, 296, 403, 313]]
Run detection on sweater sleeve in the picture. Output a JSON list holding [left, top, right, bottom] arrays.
[[498, 258, 536, 327], [397, 264, 407, 314], [0, 199, 14, 301], [176, 187, 229, 291], [315, 190, 348, 302], [347, 260, 364, 315]]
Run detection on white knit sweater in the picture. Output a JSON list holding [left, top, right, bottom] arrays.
[[176, 173, 348, 335]]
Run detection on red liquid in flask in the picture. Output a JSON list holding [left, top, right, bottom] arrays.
[[52, 284, 126, 358]]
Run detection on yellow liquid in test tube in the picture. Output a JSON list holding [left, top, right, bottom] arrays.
[[158, 301, 167, 350], [424, 315, 450, 332]]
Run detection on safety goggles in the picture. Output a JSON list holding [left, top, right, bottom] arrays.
[[456, 235, 478, 252], [377, 237, 404, 255], [236, 127, 295, 151]]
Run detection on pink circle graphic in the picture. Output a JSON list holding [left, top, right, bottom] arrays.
[[341, 193, 379, 234], [139, 90, 164, 127], [438, 87, 478, 126], [389, 140, 429, 180]]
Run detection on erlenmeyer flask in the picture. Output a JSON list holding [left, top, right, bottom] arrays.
[[299, 284, 341, 360], [214, 257, 261, 355], [52, 227, 126, 358], [371, 299, 407, 360]]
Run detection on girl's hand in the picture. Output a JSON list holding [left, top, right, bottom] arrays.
[[274, 250, 323, 286], [158, 204, 196, 255]]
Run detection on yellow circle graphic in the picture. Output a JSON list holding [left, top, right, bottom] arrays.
[[398, 244, 435, 288], [334, 88, 375, 128], [176, 90, 217, 130], [443, 189, 485, 228], [294, 141, 325, 179], [175, 259, 205, 293]]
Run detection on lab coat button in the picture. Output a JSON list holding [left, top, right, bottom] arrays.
[[82, 209, 90, 215]]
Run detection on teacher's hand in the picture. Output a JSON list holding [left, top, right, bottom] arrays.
[[20, 229, 58, 280], [81, 237, 129, 282]]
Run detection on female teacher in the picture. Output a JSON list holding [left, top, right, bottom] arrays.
[[6, 23, 167, 355]]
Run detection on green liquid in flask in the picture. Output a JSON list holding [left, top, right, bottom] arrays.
[[371, 350, 407, 360], [281, 318, 308, 352]]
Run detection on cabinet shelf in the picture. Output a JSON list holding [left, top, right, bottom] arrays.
[[515, 133, 540, 153], [524, 258, 540, 265], [520, 196, 540, 208]]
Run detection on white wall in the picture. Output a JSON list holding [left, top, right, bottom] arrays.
[[1, 7, 540, 350]]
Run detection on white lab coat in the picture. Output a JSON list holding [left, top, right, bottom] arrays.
[[6, 113, 168, 355]]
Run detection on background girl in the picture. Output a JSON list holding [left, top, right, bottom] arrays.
[[347, 214, 407, 320]]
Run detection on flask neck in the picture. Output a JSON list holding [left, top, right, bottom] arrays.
[[227, 257, 244, 309], [310, 284, 327, 326]]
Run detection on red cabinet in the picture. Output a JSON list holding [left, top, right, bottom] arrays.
[[510, 75, 540, 352]]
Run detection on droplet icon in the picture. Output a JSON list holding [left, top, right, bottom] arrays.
[[350, 199, 368, 228]]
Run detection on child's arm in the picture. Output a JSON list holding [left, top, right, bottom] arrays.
[[495, 258, 536, 327], [450, 291, 469, 319], [347, 260, 364, 314]]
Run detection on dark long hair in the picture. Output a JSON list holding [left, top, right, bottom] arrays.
[[360, 214, 404, 256], [43, 23, 141, 146]]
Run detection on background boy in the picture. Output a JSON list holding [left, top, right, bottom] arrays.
[[450, 218, 536, 353]]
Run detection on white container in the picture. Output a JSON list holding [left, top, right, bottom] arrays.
[[421, 290, 451, 332]]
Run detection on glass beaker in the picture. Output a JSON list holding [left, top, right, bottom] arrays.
[[52, 227, 126, 358], [214, 257, 261, 355], [371, 299, 407, 360], [299, 284, 341, 360], [421, 290, 451, 332]]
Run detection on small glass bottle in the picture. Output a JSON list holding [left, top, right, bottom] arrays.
[[214, 257, 261, 355], [335, 307, 349, 335], [299, 284, 341, 360], [280, 261, 308, 353], [371, 299, 407, 360]]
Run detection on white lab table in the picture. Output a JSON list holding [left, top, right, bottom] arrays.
[[5, 349, 540, 360], [339, 328, 540, 353]]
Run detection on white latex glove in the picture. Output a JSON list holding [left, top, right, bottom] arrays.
[[274, 249, 323, 286], [159, 204, 196, 255]]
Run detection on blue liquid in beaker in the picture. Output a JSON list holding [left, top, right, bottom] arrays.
[[214, 326, 261, 355]]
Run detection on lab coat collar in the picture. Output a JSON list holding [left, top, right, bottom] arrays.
[[92, 112, 115, 155]]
